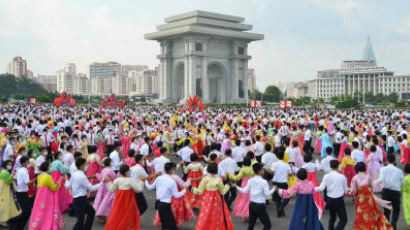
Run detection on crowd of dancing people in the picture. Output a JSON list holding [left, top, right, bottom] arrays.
[[0, 104, 409, 230]]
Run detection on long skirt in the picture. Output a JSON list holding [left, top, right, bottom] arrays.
[[233, 177, 251, 217], [307, 172, 326, 218], [186, 170, 203, 208], [314, 139, 322, 154], [104, 189, 140, 230], [342, 165, 356, 189], [93, 183, 115, 217], [153, 195, 195, 227], [289, 194, 324, 230], [400, 145, 410, 165], [0, 181, 21, 224], [195, 190, 234, 230], [28, 186, 65, 230], [51, 171, 72, 213], [86, 162, 101, 198], [353, 186, 393, 230]]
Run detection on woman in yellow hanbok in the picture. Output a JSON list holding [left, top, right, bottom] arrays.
[[0, 160, 21, 226]]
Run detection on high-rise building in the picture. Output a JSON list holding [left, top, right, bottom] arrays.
[[35, 75, 57, 92], [91, 77, 113, 96], [64, 63, 76, 76], [112, 70, 129, 96], [121, 65, 148, 72], [248, 69, 257, 91], [7, 56, 27, 77], [308, 37, 410, 101], [73, 74, 91, 95], [286, 81, 309, 98], [128, 69, 159, 97], [56, 70, 74, 94], [86, 62, 121, 79]]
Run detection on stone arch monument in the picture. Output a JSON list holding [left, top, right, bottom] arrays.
[[145, 10, 264, 104]]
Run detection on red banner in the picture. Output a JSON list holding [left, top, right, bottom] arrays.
[[29, 98, 37, 104], [279, 100, 293, 109], [250, 100, 262, 108]]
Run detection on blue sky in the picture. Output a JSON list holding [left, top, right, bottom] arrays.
[[0, 0, 409, 90]]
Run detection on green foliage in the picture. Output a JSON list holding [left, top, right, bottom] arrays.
[[293, 96, 311, 106], [335, 94, 360, 109], [248, 89, 262, 100], [0, 74, 51, 98], [263, 85, 282, 102]]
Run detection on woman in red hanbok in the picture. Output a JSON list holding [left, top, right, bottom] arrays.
[[351, 162, 393, 230], [191, 163, 234, 230], [183, 154, 203, 208]]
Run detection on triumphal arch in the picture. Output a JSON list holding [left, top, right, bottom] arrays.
[[145, 10, 263, 103]]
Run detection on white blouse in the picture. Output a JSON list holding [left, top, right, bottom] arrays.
[[108, 177, 144, 193]]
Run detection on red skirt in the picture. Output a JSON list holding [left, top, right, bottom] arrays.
[[186, 170, 203, 208], [195, 190, 234, 230], [342, 165, 356, 189], [194, 141, 205, 156], [153, 195, 195, 227], [353, 186, 393, 230], [307, 172, 326, 217], [104, 189, 140, 230]]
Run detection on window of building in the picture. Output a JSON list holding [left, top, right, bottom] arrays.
[[195, 42, 203, 51], [238, 47, 245, 55], [238, 80, 244, 98]]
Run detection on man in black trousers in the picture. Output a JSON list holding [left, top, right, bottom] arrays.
[[374, 153, 404, 230], [315, 160, 348, 230], [65, 158, 106, 230], [7, 156, 36, 230]]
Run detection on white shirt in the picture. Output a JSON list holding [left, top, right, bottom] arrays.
[[304, 129, 312, 140], [376, 146, 384, 162], [14, 155, 23, 172], [351, 149, 365, 164], [145, 174, 186, 203], [387, 136, 395, 147], [315, 170, 348, 198], [108, 177, 143, 193], [147, 156, 170, 174], [109, 150, 122, 171], [3, 144, 14, 161], [130, 143, 139, 152], [320, 155, 335, 173], [253, 142, 264, 157], [140, 143, 149, 156], [232, 146, 245, 162], [15, 167, 30, 192], [63, 153, 75, 170], [261, 152, 277, 170], [130, 164, 149, 182], [69, 162, 78, 175], [177, 146, 194, 163], [375, 164, 404, 191], [65, 170, 102, 198], [237, 175, 275, 203], [218, 157, 239, 175], [35, 155, 46, 174], [286, 147, 295, 163], [271, 160, 291, 183]]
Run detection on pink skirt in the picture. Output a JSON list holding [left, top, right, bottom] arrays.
[[93, 183, 115, 217], [232, 177, 250, 217], [29, 186, 65, 230], [51, 171, 72, 213], [314, 139, 322, 154]]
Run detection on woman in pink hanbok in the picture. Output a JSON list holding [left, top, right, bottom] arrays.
[[120, 133, 132, 159], [93, 158, 117, 221], [302, 154, 326, 217], [86, 147, 102, 198], [366, 145, 382, 192], [50, 152, 72, 213], [94, 131, 105, 159], [29, 161, 65, 230]]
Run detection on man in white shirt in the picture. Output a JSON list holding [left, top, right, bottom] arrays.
[[139, 137, 151, 156], [145, 162, 187, 230], [315, 160, 348, 230], [374, 154, 404, 230], [386, 131, 396, 153], [131, 155, 150, 215], [351, 141, 365, 165], [261, 143, 276, 182], [269, 151, 292, 217], [219, 149, 239, 209], [65, 158, 105, 230], [69, 152, 82, 175], [177, 139, 194, 166], [63, 145, 75, 170], [147, 147, 170, 175], [232, 139, 246, 167], [3, 137, 15, 162], [320, 147, 335, 173], [7, 156, 36, 229], [35, 147, 48, 175], [303, 125, 313, 153], [235, 163, 275, 230], [109, 143, 122, 172], [253, 135, 264, 162]]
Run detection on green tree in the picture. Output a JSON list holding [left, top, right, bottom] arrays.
[[248, 89, 262, 100], [335, 94, 360, 109], [263, 85, 282, 102], [387, 92, 399, 104]]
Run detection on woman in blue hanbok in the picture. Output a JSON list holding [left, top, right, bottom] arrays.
[[316, 129, 332, 158]]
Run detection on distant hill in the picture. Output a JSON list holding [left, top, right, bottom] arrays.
[[0, 73, 50, 97]]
